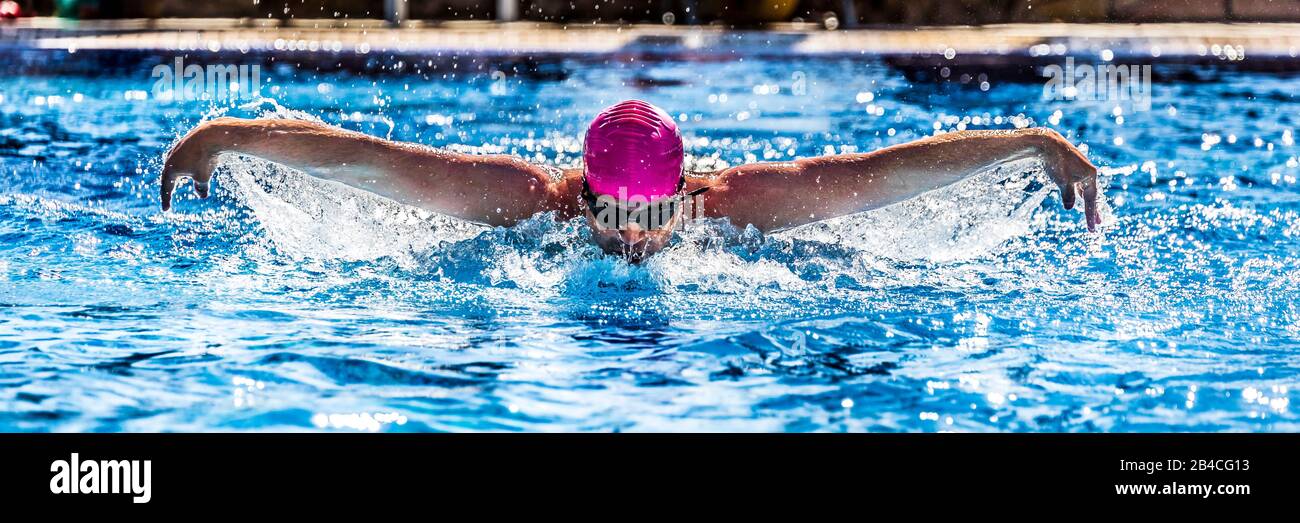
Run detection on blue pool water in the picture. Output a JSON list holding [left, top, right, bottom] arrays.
[[1, 50, 1298, 432]]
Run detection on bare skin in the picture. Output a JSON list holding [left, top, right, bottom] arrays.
[[162, 117, 1100, 260]]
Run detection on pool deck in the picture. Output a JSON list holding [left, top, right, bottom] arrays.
[[1, 18, 1299, 61]]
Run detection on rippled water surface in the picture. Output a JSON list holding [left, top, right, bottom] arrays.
[[1, 51, 1298, 431]]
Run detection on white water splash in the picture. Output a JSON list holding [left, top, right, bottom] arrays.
[[222, 157, 482, 265], [781, 158, 1058, 262], [216, 150, 1073, 293]]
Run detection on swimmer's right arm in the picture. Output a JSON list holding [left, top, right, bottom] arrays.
[[160, 117, 573, 226]]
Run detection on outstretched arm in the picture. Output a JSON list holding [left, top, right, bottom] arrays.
[[699, 128, 1100, 233], [161, 117, 572, 226]]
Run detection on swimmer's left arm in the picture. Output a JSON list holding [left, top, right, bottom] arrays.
[[699, 128, 1099, 233]]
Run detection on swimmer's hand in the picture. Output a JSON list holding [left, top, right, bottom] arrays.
[[1039, 130, 1102, 232], [160, 119, 223, 211]]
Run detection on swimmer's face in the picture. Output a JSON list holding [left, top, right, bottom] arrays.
[[583, 206, 679, 263]]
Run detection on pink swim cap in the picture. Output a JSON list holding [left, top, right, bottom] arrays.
[[583, 100, 684, 202]]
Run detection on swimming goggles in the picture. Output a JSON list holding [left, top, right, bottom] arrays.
[[581, 177, 709, 231]]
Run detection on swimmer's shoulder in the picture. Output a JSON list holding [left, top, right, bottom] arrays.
[[534, 165, 584, 218], [546, 166, 583, 191], [685, 168, 730, 194]]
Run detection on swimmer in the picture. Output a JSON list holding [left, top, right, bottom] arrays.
[[161, 100, 1100, 262]]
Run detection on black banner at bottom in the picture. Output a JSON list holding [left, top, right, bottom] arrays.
[[0, 433, 1292, 513]]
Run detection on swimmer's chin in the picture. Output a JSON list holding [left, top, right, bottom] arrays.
[[597, 245, 654, 264], [589, 232, 672, 263], [592, 239, 668, 264]]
